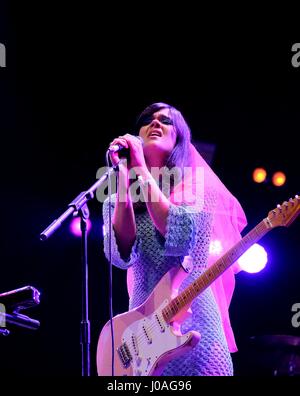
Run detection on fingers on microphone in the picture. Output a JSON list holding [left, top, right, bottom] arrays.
[[123, 134, 141, 148], [109, 151, 120, 166], [111, 138, 128, 148]]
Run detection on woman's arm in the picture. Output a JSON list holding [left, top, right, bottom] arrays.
[[112, 163, 136, 259], [108, 136, 137, 259], [136, 167, 171, 237], [135, 167, 196, 258]]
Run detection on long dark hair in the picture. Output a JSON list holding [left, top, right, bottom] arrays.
[[135, 102, 192, 171]]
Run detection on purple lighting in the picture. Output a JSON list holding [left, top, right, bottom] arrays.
[[238, 243, 268, 273], [70, 217, 92, 237]]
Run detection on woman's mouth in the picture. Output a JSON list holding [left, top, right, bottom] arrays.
[[148, 129, 162, 138]]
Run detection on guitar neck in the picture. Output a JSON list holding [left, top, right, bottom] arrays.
[[163, 218, 272, 323]]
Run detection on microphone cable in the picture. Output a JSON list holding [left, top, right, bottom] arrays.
[[105, 149, 115, 377]]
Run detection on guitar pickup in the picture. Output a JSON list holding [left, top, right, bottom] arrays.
[[155, 313, 166, 333], [117, 342, 132, 369]]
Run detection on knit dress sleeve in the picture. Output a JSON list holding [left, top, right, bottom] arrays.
[[102, 197, 139, 269], [164, 203, 196, 256]]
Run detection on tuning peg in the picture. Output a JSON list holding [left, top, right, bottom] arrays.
[[277, 204, 282, 212], [283, 201, 289, 209]]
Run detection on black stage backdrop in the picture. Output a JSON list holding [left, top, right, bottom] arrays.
[[0, 2, 299, 377]]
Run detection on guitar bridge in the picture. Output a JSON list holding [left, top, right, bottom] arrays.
[[117, 342, 132, 369]]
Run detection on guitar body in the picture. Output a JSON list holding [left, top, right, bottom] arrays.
[[97, 266, 201, 376], [97, 196, 300, 376]]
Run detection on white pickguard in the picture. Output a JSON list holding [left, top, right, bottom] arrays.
[[120, 300, 190, 376]]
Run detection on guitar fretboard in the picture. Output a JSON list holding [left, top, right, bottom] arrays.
[[162, 219, 270, 323]]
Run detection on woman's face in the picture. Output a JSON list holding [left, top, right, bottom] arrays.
[[138, 108, 177, 162]]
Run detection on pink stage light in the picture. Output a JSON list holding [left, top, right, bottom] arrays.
[[70, 217, 92, 237], [238, 243, 268, 273]]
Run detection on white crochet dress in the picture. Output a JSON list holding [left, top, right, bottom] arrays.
[[102, 196, 233, 376]]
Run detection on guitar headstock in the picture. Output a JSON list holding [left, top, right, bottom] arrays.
[[267, 195, 300, 228]]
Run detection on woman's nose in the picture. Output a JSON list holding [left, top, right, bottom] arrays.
[[150, 118, 161, 128]]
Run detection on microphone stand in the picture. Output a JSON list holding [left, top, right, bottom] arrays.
[[40, 163, 118, 376]]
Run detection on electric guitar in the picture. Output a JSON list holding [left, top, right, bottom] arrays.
[[97, 195, 300, 376]]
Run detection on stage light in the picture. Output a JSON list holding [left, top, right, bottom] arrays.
[[238, 243, 268, 273], [253, 168, 267, 183], [272, 171, 286, 187], [70, 217, 92, 237], [209, 240, 223, 256]]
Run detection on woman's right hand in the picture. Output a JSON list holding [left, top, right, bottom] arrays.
[[108, 136, 129, 167]]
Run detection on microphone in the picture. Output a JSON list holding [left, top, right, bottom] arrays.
[[109, 135, 143, 153]]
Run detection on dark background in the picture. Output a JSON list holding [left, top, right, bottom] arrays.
[[0, 2, 299, 376]]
